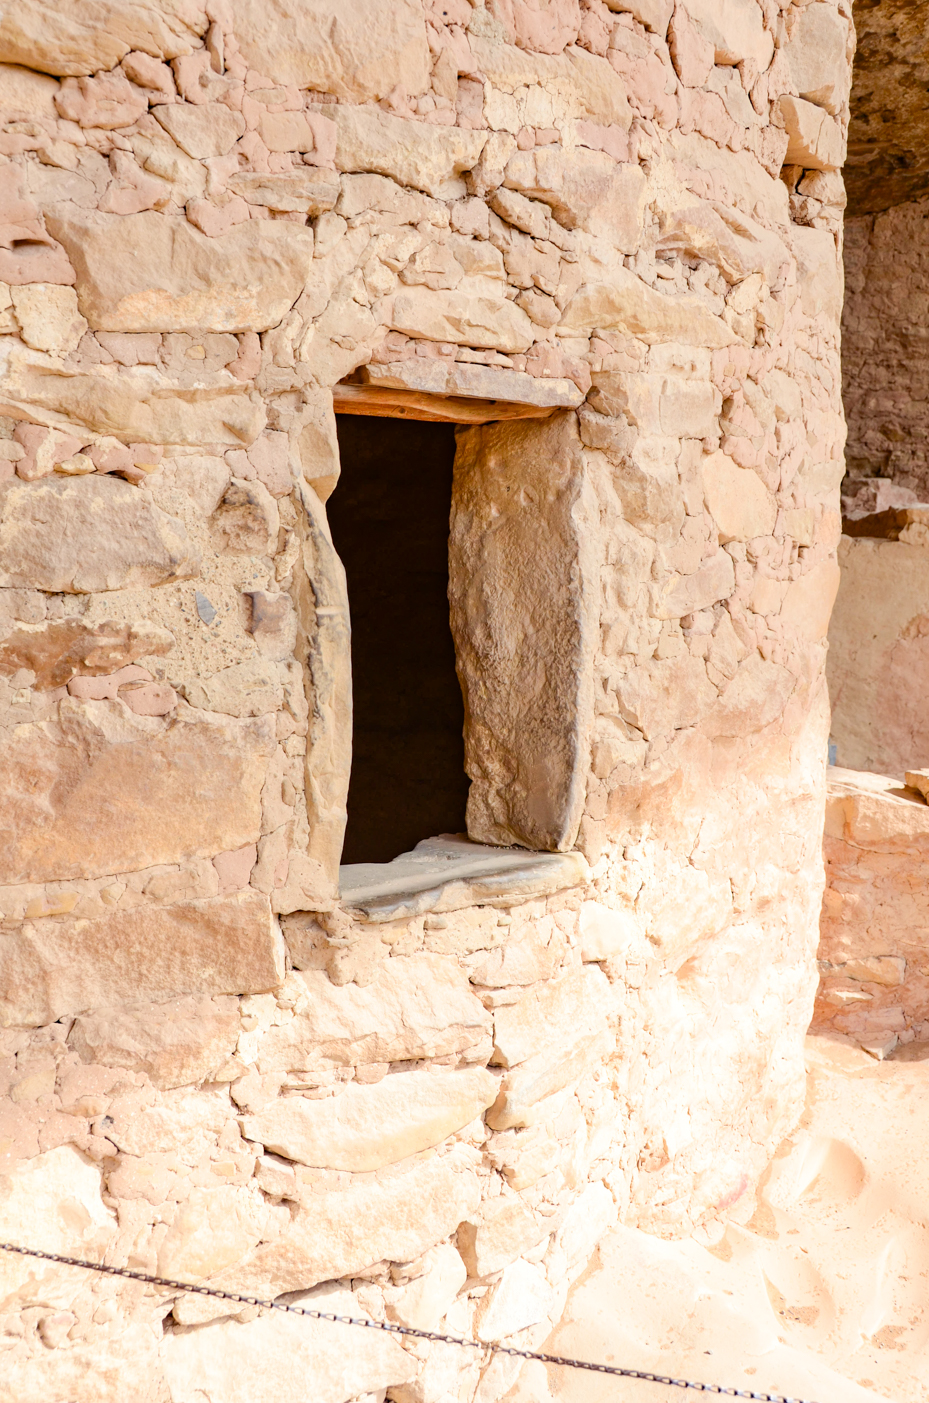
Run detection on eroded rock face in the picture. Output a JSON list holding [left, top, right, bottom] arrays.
[[0, 475, 199, 591], [0, 1, 851, 1398]]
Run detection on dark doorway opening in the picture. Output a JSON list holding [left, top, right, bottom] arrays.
[[328, 415, 470, 865]]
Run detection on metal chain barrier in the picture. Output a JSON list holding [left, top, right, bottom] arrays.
[[0, 1241, 820, 1403]]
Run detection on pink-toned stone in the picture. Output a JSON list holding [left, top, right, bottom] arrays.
[[213, 845, 258, 892]]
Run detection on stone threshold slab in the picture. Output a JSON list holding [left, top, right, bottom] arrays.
[[339, 834, 589, 922]]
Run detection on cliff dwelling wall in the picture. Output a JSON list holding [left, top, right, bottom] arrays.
[[0, 3, 852, 1400]]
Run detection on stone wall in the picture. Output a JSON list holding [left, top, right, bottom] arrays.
[[814, 767, 929, 1060], [0, 3, 850, 1400], [827, 532, 929, 775], [842, 198, 929, 504]]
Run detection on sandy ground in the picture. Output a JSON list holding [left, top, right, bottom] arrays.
[[509, 1037, 929, 1403]]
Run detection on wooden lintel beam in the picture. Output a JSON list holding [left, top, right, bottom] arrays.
[[332, 383, 557, 424]]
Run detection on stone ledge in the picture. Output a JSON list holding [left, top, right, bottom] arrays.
[[339, 835, 589, 923], [356, 359, 584, 408]]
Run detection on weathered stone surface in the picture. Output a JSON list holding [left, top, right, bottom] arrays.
[[680, 0, 773, 69], [656, 202, 788, 286], [0, 1, 205, 77], [504, 147, 645, 250], [182, 661, 284, 717], [45, 211, 314, 334], [226, 169, 340, 216], [234, 0, 430, 101], [161, 1283, 416, 1403], [387, 288, 533, 353], [153, 103, 245, 160], [70, 995, 241, 1090], [0, 700, 275, 884], [157, 1185, 272, 1282], [0, 890, 283, 1026], [359, 359, 583, 409], [794, 224, 843, 325], [458, 1195, 550, 1278], [780, 557, 841, 644], [828, 537, 929, 775], [10, 284, 86, 356], [562, 269, 737, 346], [702, 451, 776, 542], [253, 953, 492, 1071], [243, 1066, 497, 1171], [0, 61, 58, 120], [470, 37, 632, 128], [331, 105, 488, 199], [492, 966, 615, 1069], [476, 1258, 555, 1341], [783, 2, 851, 117], [845, 1, 928, 214], [487, 1025, 612, 1130], [210, 1148, 481, 1296], [0, 475, 199, 593], [450, 413, 597, 851], [0, 617, 175, 689], [778, 96, 845, 173], [654, 550, 736, 620]]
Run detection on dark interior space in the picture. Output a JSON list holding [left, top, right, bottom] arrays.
[[328, 414, 470, 865]]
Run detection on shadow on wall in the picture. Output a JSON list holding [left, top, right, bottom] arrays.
[[327, 415, 470, 864]]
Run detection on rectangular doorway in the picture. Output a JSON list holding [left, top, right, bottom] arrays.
[[327, 415, 470, 865]]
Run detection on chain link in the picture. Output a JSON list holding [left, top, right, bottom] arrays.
[[0, 1242, 819, 1403]]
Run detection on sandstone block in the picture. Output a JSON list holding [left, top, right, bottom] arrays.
[[793, 223, 844, 324], [458, 1195, 550, 1278], [562, 269, 737, 346], [681, 0, 774, 69], [0, 475, 198, 593], [779, 558, 841, 643], [388, 287, 534, 353], [0, 1, 205, 78], [233, 0, 431, 101], [488, 1025, 612, 1131], [0, 701, 275, 885], [777, 96, 845, 172], [0, 1146, 115, 1306], [387, 1243, 467, 1330], [0, 349, 266, 447], [602, 371, 718, 436], [702, 451, 776, 542], [578, 902, 640, 961], [157, 1185, 272, 1282], [0, 616, 175, 690], [450, 414, 597, 852], [701, 654, 795, 739], [153, 103, 245, 160], [10, 284, 87, 356], [783, 2, 851, 116], [613, 655, 716, 738], [654, 549, 736, 619], [0, 890, 284, 1026], [331, 105, 488, 199], [257, 955, 492, 1072], [243, 1066, 497, 1172], [504, 147, 644, 250], [210, 1148, 482, 1296], [0, 62, 59, 121], [226, 169, 340, 216], [475, 1258, 555, 1342], [493, 966, 615, 1068], [556, 1181, 616, 1269], [161, 1283, 416, 1403], [46, 210, 315, 334], [211, 479, 280, 557], [182, 661, 284, 718], [657, 202, 788, 286], [69, 995, 242, 1090]]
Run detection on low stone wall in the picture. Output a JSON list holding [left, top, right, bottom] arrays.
[[813, 767, 929, 1058]]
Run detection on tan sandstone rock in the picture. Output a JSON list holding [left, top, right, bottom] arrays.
[[0, 1, 206, 77], [0, 890, 284, 1026], [69, 995, 242, 1090], [562, 269, 737, 346], [256, 954, 492, 1072], [330, 105, 488, 200], [210, 1147, 482, 1296], [161, 1283, 416, 1403], [0, 475, 199, 593], [702, 451, 777, 542], [233, 0, 431, 101], [45, 211, 315, 334], [0, 701, 275, 884], [243, 1066, 498, 1171], [388, 287, 534, 353]]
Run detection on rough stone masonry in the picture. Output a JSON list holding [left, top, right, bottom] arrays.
[[0, 3, 851, 1400]]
